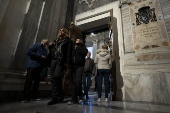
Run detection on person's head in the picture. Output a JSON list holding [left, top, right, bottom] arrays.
[[75, 38, 82, 44], [87, 52, 91, 58], [57, 28, 69, 39], [41, 39, 49, 47], [102, 45, 108, 50]]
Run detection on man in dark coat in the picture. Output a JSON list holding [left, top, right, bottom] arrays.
[[83, 52, 95, 100], [68, 38, 88, 105], [47, 28, 73, 105], [22, 39, 49, 103]]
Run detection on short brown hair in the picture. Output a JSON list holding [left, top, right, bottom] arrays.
[[102, 45, 108, 49], [76, 38, 83, 43]]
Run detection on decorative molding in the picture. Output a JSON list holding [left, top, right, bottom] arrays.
[[92, 39, 98, 44], [119, 0, 131, 8], [78, 0, 96, 10], [129, 0, 170, 51], [136, 53, 170, 61], [135, 47, 170, 55]]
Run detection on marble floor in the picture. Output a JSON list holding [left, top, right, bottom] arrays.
[[0, 93, 170, 113]]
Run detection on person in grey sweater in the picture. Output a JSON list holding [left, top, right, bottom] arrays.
[[94, 45, 111, 103]]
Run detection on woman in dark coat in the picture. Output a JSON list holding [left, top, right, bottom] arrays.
[[68, 39, 88, 105], [47, 28, 73, 105]]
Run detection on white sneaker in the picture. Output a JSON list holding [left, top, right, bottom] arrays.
[[79, 100, 83, 103], [105, 98, 109, 103], [30, 98, 42, 101], [22, 100, 29, 103], [97, 98, 101, 102]]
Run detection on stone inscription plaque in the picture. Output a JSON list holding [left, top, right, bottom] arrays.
[[137, 23, 160, 43], [130, 0, 169, 50]]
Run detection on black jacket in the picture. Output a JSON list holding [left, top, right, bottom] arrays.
[[84, 58, 95, 73], [72, 43, 88, 67], [47, 37, 73, 66], [27, 43, 47, 68]]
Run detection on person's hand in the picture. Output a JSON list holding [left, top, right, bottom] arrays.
[[41, 55, 46, 59], [49, 42, 54, 45], [64, 63, 70, 68], [75, 45, 77, 49], [45, 77, 48, 86]]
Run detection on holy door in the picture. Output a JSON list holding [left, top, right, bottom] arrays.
[[62, 23, 82, 96]]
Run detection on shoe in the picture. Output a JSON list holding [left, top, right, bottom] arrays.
[[97, 102, 101, 106], [82, 93, 85, 98], [79, 96, 84, 104], [97, 98, 101, 102], [22, 100, 29, 103], [105, 102, 109, 107], [79, 99, 83, 103], [86, 96, 89, 100], [30, 98, 42, 101], [47, 98, 58, 105], [68, 101, 76, 105], [105, 98, 109, 103], [58, 96, 64, 102], [94, 92, 97, 94]]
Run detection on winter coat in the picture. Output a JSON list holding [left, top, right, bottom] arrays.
[[52, 37, 73, 65], [72, 43, 88, 67], [94, 49, 111, 69], [84, 58, 95, 74], [27, 43, 47, 68]]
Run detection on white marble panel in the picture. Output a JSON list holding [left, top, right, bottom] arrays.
[[148, 104, 170, 112], [123, 72, 170, 104]]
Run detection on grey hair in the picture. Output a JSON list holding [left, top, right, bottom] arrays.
[[41, 39, 48, 42]]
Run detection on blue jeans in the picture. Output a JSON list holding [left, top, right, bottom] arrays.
[[97, 69, 110, 98], [72, 66, 84, 101], [82, 73, 92, 97]]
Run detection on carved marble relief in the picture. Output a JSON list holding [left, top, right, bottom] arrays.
[[129, 0, 169, 51], [76, 0, 116, 14], [78, 0, 96, 10], [136, 53, 170, 61]]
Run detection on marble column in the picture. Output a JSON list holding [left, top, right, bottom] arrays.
[[0, 0, 10, 24], [0, 0, 31, 71], [36, 0, 68, 43], [92, 40, 98, 59], [98, 40, 105, 49], [9, 0, 44, 71]]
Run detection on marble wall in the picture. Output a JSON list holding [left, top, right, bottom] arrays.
[[159, 0, 170, 40], [120, 0, 170, 104], [0, 0, 30, 70], [9, 0, 44, 71], [124, 72, 170, 104], [65, 0, 76, 28]]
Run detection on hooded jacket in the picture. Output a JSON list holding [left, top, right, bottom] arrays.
[[72, 43, 88, 67], [52, 37, 73, 65], [94, 49, 111, 69], [84, 58, 95, 73], [27, 43, 47, 68]]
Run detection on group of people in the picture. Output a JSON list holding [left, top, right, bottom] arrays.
[[22, 28, 112, 105]]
